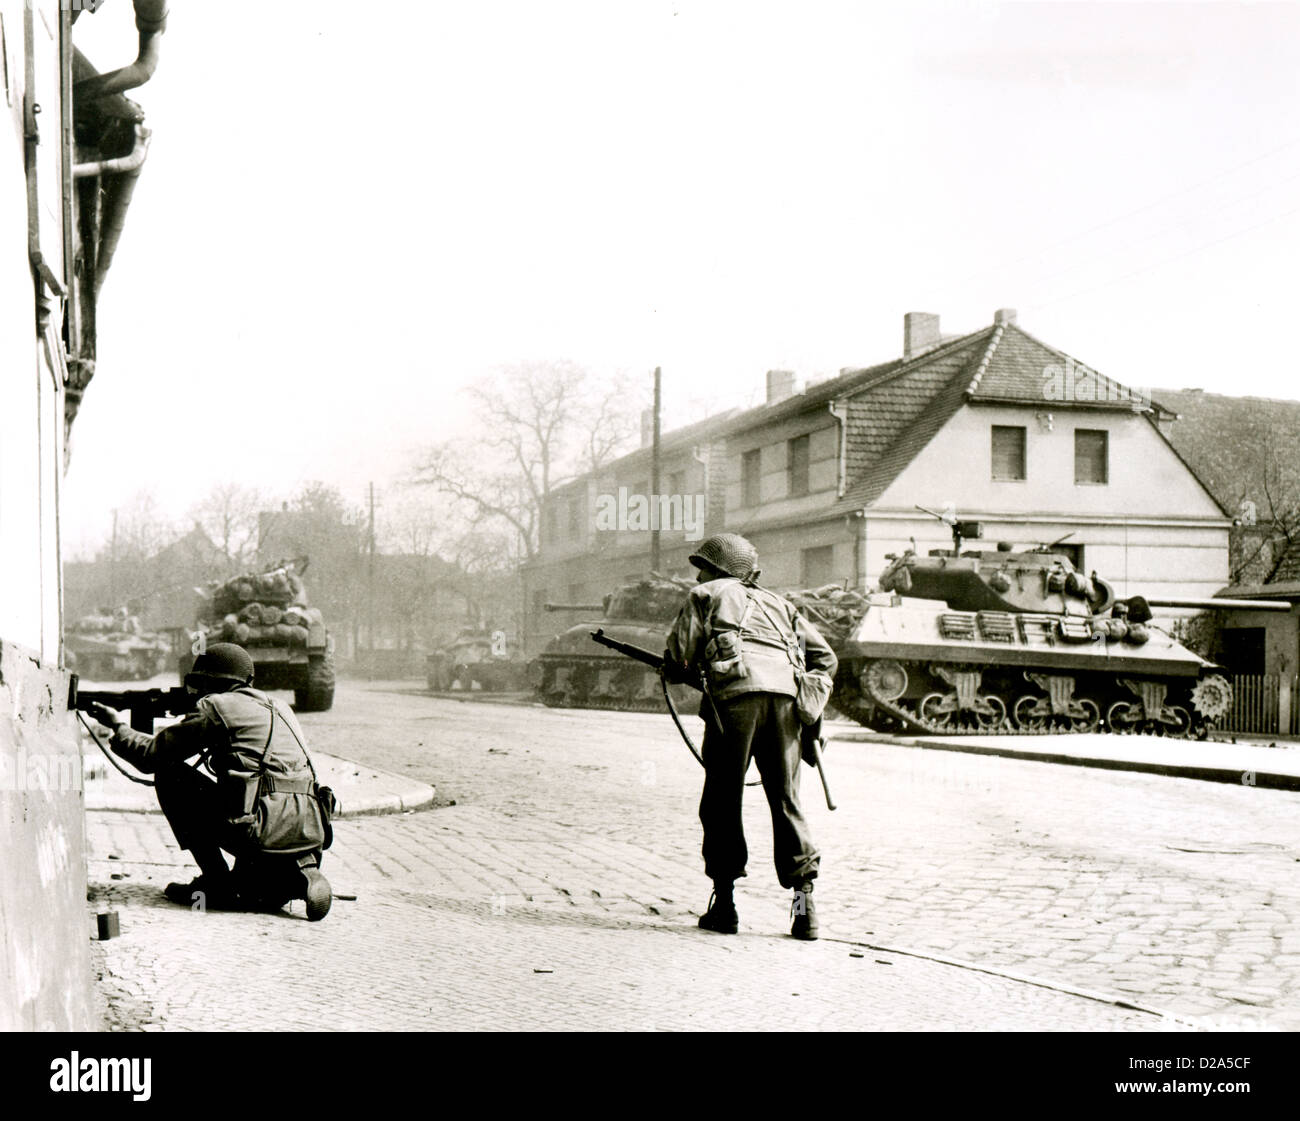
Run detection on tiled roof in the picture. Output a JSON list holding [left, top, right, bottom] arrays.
[[837, 330, 996, 509], [968, 323, 1162, 411], [1153, 388, 1300, 516]]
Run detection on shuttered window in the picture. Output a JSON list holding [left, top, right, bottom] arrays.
[[991, 426, 1026, 480], [802, 545, 834, 586], [788, 435, 810, 497], [1075, 429, 1108, 484], [741, 449, 762, 507]]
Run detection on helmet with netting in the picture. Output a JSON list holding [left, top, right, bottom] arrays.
[[688, 533, 759, 580], [189, 642, 254, 686]]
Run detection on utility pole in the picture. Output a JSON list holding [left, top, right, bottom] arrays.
[[367, 482, 376, 679], [650, 366, 661, 573], [109, 508, 118, 607]]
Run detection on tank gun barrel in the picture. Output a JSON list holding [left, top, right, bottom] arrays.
[[543, 602, 605, 613], [1142, 596, 1291, 613]]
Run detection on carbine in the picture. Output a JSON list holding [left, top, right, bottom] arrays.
[[590, 628, 836, 810]]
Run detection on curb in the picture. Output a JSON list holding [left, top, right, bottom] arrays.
[[828, 729, 1300, 792], [85, 749, 439, 819]]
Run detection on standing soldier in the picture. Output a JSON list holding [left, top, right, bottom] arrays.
[[665, 533, 838, 940]]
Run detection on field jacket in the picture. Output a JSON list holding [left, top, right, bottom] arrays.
[[665, 578, 838, 703], [112, 686, 326, 853]]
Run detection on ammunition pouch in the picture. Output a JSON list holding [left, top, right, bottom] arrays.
[[704, 630, 748, 688]]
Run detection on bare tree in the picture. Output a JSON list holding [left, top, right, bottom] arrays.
[[189, 483, 263, 576], [413, 360, 639, 562], [1230, 447, 1300, 584]]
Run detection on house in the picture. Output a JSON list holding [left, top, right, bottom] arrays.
[[0, 0, 168, 1030], [521, 309, 1232, 656], [1151, 389, 1300, 716]]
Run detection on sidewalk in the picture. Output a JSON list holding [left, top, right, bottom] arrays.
[[830, 726, 1300, 791], [85, 746, 437, 817]]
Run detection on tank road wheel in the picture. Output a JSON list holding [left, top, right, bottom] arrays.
[[1161, 705, 1192, 739], [566, 663, 596, 706], [1069, 698, 1101, 734], [1013, 694, 1049, 732], [865, 660, 909, 703], [1106, 700, 1140, 735], [974, 694, 1006, 731], [295, 652, 336, 713], [919, 692, 956, 729]]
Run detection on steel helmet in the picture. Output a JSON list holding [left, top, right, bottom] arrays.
[[188, 642, 254, 687], [689, 533, 759, 581]]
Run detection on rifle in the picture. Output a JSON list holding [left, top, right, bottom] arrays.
[[590, 629, 836, 811], [71, 678, 195, 733]]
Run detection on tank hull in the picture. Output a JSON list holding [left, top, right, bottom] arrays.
[[532, 618, 700, 715], [833, 601, 1228, 738]]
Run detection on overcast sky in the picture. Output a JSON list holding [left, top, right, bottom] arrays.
[[63, 0, 1300, 556]]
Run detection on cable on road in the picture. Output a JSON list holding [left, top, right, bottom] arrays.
[[825, 935, 1202, 1026]]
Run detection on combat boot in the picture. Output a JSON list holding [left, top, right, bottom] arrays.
[[300, 866, 332, 922], [790, 881, 818, 941], [698, 882, 738, 934], [163, 875, 241, 911]]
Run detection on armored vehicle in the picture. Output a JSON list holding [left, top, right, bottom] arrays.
[[531, 575, 699, 713], [427, 628, 527, 692], [66, 609, 171, 681], [179, 558, 335, 712], [830, 518, 1239, 738]]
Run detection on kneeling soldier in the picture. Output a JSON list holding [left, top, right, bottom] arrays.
[[86, 643, 333, 920]]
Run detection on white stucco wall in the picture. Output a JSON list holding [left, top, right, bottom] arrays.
[[866, 404, 1230, 599]]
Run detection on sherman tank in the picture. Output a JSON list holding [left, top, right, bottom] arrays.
[[829, 518, 1247, 739], [427, 628, 528, 692], [66, 609, 172, 681], [531, 575, 700, 713]]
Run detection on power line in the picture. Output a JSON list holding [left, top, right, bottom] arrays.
[[948, 133, 1300, 290], [1029, 201, 1300, 311]]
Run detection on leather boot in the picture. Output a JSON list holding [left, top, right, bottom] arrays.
[[790, 881, 818, 941], [698, 882, 738, 933]]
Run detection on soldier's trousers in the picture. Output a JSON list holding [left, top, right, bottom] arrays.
[[699, 692, 819, 889], [153, 761, 254, 857]]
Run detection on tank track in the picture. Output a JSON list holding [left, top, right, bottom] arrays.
[[532, 655, 700, 715], [841, 659, 1220, 740]]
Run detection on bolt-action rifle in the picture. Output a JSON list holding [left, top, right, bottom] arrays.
[[590, 629, 836, 811]]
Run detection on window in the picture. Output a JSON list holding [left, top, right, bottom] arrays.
[[741, 449, 762, 507], [668, 469, 686, 497], [788, 434, 810, 497], [801, 545, 834, 587], [991, 426, 1026, 480], [1075, 429, 1108, 484], [567, 496, 581, 537]]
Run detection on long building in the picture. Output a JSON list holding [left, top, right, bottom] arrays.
[[522, 309, 1230, 656]]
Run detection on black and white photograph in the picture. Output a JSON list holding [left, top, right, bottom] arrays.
[[2, 0, 1297, 1079]]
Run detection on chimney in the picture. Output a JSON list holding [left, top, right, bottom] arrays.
[[640, 407, 654, 448], [903, 312, 941, 360], [766, 370, 796, 404], [994, 307, 1017, 326]]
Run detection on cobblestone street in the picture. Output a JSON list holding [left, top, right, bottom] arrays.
[[87, 683, 1300, 1031]]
